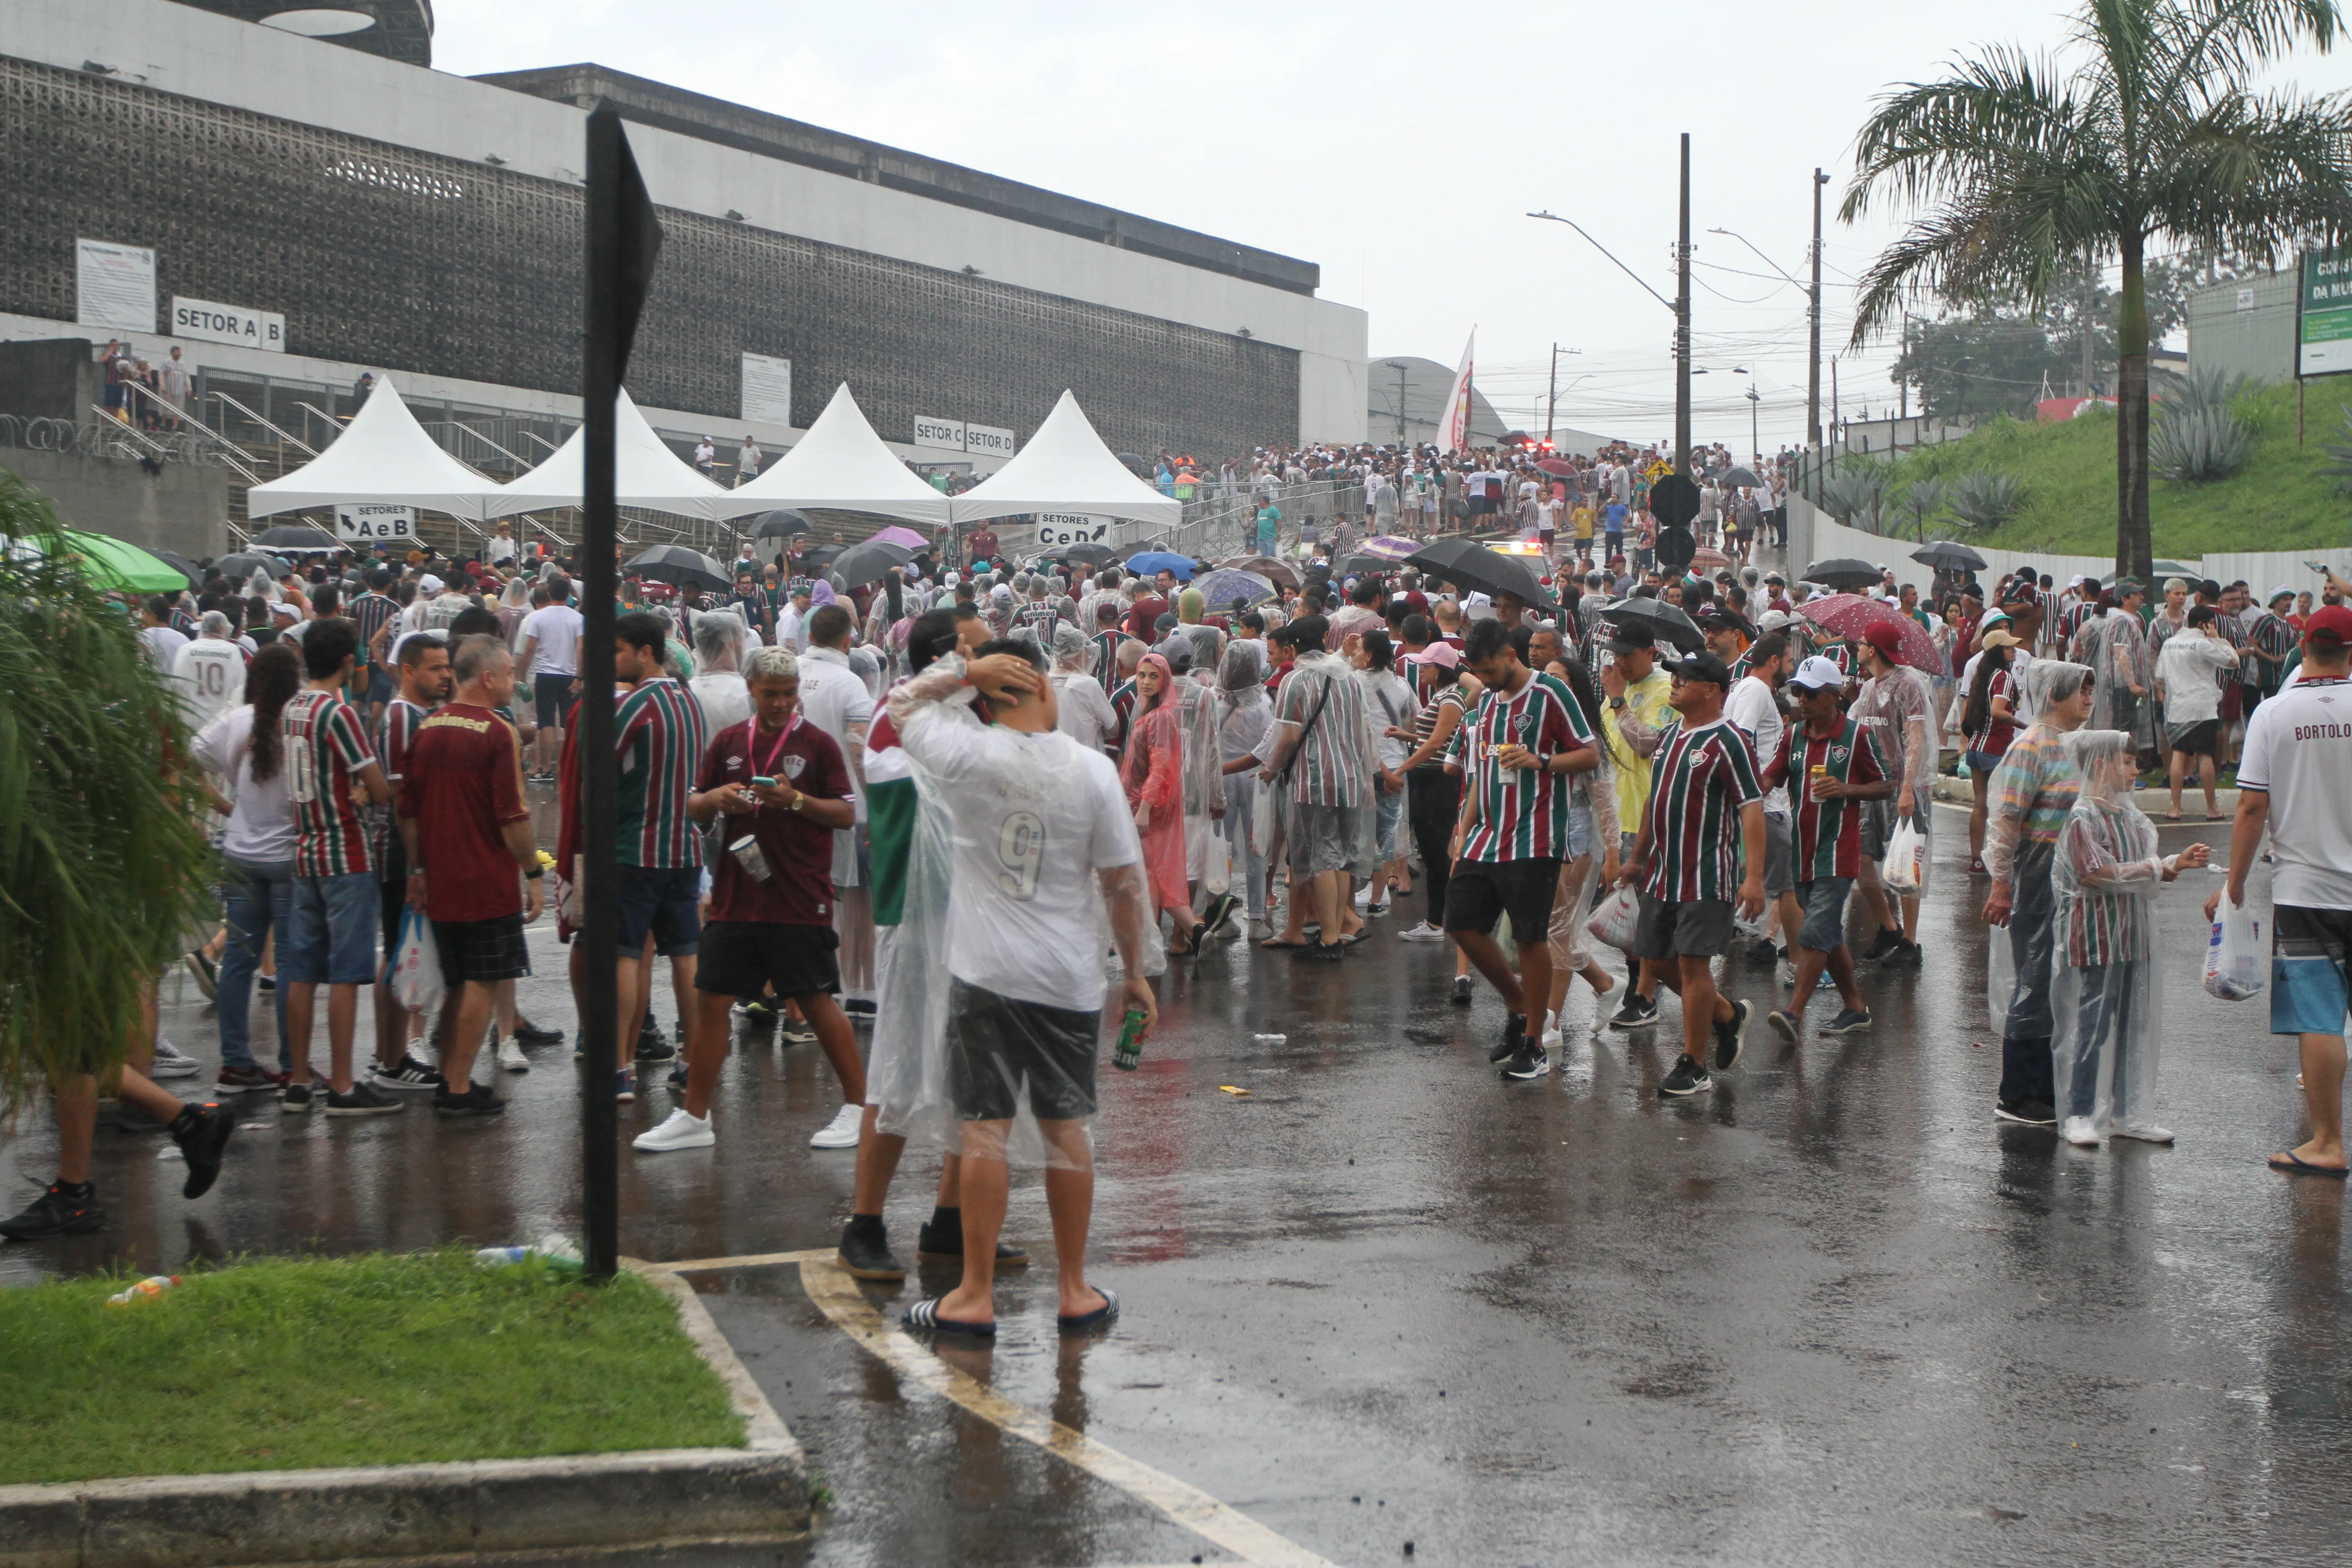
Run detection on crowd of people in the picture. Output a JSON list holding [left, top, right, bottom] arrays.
[[10, 494, 2349, 1321]]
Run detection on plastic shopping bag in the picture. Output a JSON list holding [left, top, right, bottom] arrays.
[[1883, 817, 1926, 893], [1586, 884, 1642, 953], [388, 907, 445, 1016], [2203, 898, 2265, 1001]]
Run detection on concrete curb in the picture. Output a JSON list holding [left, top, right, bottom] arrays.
[[0, 1262, 807, 1567]]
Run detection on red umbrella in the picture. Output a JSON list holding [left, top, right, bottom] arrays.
[[1797, 593, 1948, 676], [1688, 545, 1732, 573], [1535, 458, 1578, 478]]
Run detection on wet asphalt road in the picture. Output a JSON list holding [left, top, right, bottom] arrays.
[[5, 800, 2349, 1564]]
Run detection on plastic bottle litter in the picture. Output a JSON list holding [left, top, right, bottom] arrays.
[[473, 1232, 584, 1272], [1252, 1033, 1288, 1046], [105, 1275, 180, 1309]]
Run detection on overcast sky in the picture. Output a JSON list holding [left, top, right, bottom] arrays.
[[436, 1, 2349, 453]]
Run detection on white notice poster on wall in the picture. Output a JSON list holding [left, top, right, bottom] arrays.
[[964, 423, 1016, 460], [77, 239, 156, 334], [172, 296, 285, 352], [913, 415, 965, 451], [333, 504, 417, 544], [740, 353, 793, 427]]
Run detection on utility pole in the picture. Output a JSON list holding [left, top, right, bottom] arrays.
[[1546, 343, 1558, 447], [1675, 132, 1693, 478], [2082, 260, 2096, 397], [1747, 380, 1761, 467], [1809, 168, 1827, 451], [1384, 360, 1408, 445], [1829, 355, 1840, 476]]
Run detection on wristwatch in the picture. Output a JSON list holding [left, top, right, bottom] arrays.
[[1609, 697, 1627, 710], [786, 791, 805, 813]]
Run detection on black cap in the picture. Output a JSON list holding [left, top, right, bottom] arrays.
[[1668, 650, 1733, 688], [1605, 619, 1656, 653]]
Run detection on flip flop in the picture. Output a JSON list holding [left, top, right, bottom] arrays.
[[1344, 929, 1374, 946], [2268, 1150, 2349, 1178], [1259, 938, 1307, 950], [1058, 1286, 1120, 1332], [904, 1297, 998, 1336]]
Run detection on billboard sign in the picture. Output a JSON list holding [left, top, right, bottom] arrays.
[[76, 238, 155, 333], [1034, 513, 1110, 548], [2300, 249, 2352, 376], [172, 296, 284, 352], [740, 353, 793, 426], [913, 415, 965, 451], [964, 422, 1016, 460]]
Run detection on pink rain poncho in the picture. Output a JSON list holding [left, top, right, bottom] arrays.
[[1119, 652, 1191, 915]]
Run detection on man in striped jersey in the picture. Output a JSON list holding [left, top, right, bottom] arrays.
[[1445, 619, 1599, 1080], [278, 618, 404, 1116], [348, 568, 402, 718], [1254, 615, 1375, 961], [1617, 649, 1767, 1098], [369, 631, 453, 1095], [612, 612, 711, 1096], [1763, 659, 1894, 1043]]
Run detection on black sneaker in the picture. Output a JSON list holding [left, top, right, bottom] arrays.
[[184, 948, 219, 1000], [0, 1182, 104, 1239], [635, 1020, 676, 1063], [1712, 999, 1752, 1073], [916, 1214, 1030, 1267], [1766, 1009, 1801, 1042], [1200, 892, 1242, 940], [1450, 976, 1474, 1006], [666, 1061, 689, 1091], [369, 1055, 446, 1093], [434, 1084, 508, 1118], [1861, 927, 1902, 961], [781, 1017, 817, 1044], [1488, 1013, 1528, 1063], [1609, 993, 1659, 1030], [1994, 1099, 2056, 1126], [326, 1081, 405, 1117], [838, 1221, 907, 1281], [512, 1017, 566, 1045], [279, 1082, 314, 1115], [841, 998, 877, 1018], [111, 1100, 171, 1134], [739, 997, 777, 1021], [214, 1063, 285, 1095], [1820, 1007, 1872, 1035], [170, 1103, 236, 1199], [1659, 1053, 1713, 1097], [1499, 1040, 1549, 1081], [1743, 938, 1779, 966], [1883, 938, 1922, 967]]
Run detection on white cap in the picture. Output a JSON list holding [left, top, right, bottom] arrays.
[[418, 574, 443, 594], [1789, 655, 1847, 691]]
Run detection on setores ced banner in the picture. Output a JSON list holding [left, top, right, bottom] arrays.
[[2301, 249, 2352, 377]]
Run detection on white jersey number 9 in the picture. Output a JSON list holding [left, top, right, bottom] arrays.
[[995, 810, 1044, 900]]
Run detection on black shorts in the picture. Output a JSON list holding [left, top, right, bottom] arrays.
[[1632, 893, 1735, 960], [2170, 718, 2221, 758], [1444, 857, 1563, 941], [379, 836, 409, 960], [615, 864, 700, 957], [695, 920, 839, 1000], [533, 671, 574, 730], [433, 913, 532, 986], [946, 978, 1100, 1122]]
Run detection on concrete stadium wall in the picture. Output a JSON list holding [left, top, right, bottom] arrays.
[[2, 449, 233, 559]]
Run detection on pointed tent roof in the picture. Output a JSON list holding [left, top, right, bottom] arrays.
[[949, 392, 1180, 527], [482, 388, 731, 520], [716, 384, 950, 527], [244, 376, 505, 520]]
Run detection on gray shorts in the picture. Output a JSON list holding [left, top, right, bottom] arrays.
[[1761, 810, 1794, 897], [1792, 877, 1854, 953], [1632, 893, 1735, 961], [1288, 801, 1360, 874]]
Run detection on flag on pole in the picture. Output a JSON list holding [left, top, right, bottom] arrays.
[[1439, 329, 1475, 455]]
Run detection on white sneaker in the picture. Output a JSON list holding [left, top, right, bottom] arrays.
[[497, 1039, 529, 1073], [1776, 959, 1798, 988], [1590, 972, 1627, 1015], [808, 1102, 863, 1149], [2115, 1122, 2176, 1144], [633, 1107, 715, 1152], [149, 1038, 201, 1078], [1352, 885, 1373, 907], [1396, 921, 1448, 943], [1540, 1012, 1563, 1051], [2061, 1115, 2102, 1148]]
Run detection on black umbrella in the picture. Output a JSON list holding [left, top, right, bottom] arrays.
[[1592, 596, 1704, 652], [252, 524, 342, 553], [1911, 540, 1987, 571], [1404, 536, 1556, 607], [751, 510, 813, 542], [1803, 557, 1884, 590], [149, 549, 202, 588], [796, 544, 843, 574], [1052, 541, 1117, 567], [212, 552, 293, 583], [1338, 554, 1391, 578], [625, 544, 731, 592], [831, 539, 916, 590]]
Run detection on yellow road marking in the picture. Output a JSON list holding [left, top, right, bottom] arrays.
[[797, 1256, 1341, 1568], [656, 1247, 833, 1273]]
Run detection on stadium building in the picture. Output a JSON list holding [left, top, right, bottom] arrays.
[[0, 0, 1367, 554]]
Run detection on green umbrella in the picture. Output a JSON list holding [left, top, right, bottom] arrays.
[[56, 529, 192, 594]]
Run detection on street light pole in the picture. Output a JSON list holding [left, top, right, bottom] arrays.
[[1810, 170, 1827, 451], [1747, 378, 1761, 466], [1676, 132, 1693, 480], [1546, 343, 1558, 447]]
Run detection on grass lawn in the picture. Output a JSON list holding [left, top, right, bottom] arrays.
[[0, 1251, 742, 1486], [1858, 380, 2352, 556]]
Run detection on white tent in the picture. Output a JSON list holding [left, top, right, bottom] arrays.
[[244, 376, 505, 520], [716, 383, 951, 527], [483, 388, 732, 521], [949, 391, 1179, 526]]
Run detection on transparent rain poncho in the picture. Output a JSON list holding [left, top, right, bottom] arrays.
[[1984, 661, 2094, 1036], [870, 659, 1162, 1172], [2049, 729, 2183, 1136]]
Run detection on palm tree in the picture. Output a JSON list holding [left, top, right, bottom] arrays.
[[1842, 0, 2352, 580]]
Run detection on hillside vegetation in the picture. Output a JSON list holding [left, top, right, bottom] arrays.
[[1834, 381, 2352, 557]]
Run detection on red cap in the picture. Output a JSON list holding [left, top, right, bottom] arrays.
[[1862, 622, 1905, 657], [2305, 604, 2352, 645]]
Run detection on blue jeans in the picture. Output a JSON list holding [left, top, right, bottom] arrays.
[[1374, 785, 1404, 862], [218, 854, 294, 1071]]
